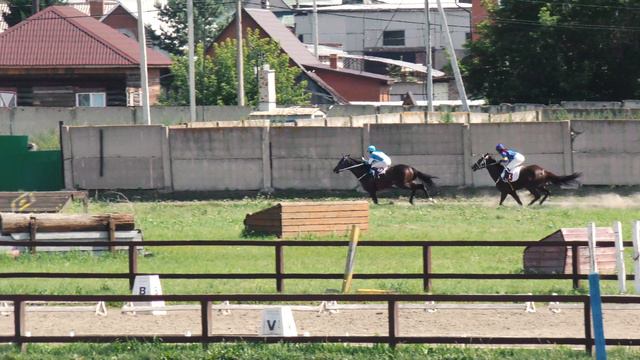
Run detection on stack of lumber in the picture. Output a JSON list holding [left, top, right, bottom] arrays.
[[244, 201, 368, 238]]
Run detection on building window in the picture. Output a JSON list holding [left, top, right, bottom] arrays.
[[383, 30, 405, 46], [76, 92, 106, 107], [0, 91, 16, 107]]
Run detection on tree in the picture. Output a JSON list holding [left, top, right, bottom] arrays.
[[2, 0, 65, 28], [462, 0, 640, 103], [162, 29, 311, 107], [153, 0, 231, 55]]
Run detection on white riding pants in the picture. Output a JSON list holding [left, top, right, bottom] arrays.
[[505, 153, 525, 171]]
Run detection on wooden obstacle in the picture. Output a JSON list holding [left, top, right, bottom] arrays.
[[523, 227, 616, 274], [0, 191, 87, 213], [244, 201, 369, 238]]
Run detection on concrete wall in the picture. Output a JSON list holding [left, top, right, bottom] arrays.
[[572, 120, 640, 185], [469, 122, 571, 186], [169, 127, 266, 191], [1, 106, 252, 138], [370, 124, 467, 186], [270, 127, 363, 190], [62, 120, 640, 191], [64, 125, 168, 189]]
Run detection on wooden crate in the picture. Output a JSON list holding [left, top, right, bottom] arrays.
[[523, 228, 617, 274], [244, 201, 369, 238]]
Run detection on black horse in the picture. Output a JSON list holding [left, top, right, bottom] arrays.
[[471, 153, 581, 206], [333, 155, 437, 204]]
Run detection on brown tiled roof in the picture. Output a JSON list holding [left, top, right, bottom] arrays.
[[0, 5, 171, 68]]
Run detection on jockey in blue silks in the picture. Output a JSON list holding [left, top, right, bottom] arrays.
[[366, 145, 392, 178], [496, 143, 525, 182]]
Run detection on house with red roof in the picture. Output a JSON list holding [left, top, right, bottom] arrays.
[[0, 5, 171, 107], [210, 8, 393, 104]]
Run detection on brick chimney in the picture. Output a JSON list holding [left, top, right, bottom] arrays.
[[329, 54, 338, 69], [258, 64, 276, 111], [89, 0, 104, 18]]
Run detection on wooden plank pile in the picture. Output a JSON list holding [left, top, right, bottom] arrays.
[[244, 201, 369, 238]]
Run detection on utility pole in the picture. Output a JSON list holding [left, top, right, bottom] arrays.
[[312, 0, 319, 58], [236, 0, 245, 106], [436, 0, 469, 112], [424, 0, 433, 111], [187, 0, 196, 122], [136, 0, 151, 125]]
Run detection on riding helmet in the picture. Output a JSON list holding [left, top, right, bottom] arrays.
[[495, 143, 506, 152], [367, 145, 376, 153]]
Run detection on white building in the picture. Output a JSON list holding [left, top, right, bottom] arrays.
[[293, 1, 471, 71]]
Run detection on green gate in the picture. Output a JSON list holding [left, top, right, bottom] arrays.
[[0, 136, 63, 191]]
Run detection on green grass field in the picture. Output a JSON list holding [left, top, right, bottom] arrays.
[[2, 191, 639, 295], [2, 190, 640, 359]]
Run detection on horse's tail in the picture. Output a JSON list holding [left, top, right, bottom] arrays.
[[546, 171, 582, 186], [416, 170, 438, 189]]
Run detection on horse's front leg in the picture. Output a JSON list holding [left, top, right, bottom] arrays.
[[409, 188, 416, 205], [369, 190, 379, 204], [510, 191, 523, 206], [499, 191, 508, 206]]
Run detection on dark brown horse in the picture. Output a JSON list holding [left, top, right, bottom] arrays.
[[333, 155, 437, 204], [471, 153, 581, 206]]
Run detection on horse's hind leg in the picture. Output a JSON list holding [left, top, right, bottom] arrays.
[[539, 187, 551, 205], [526, 187, 541, 206]]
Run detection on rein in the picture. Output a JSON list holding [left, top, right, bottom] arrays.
[[338, 162, 365, 172]]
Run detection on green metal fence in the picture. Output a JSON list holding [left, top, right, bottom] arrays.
[[0, 136, 63, 191]]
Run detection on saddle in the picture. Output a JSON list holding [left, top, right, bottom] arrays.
[[502, 166, 522, 183]]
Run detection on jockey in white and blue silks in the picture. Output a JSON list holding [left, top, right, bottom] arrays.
[[496, 143, 525, 182], [366, 145, 391, 177]]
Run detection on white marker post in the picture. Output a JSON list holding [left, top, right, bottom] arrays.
[[129, 275, 166, 315], [260, 307, 297, 336], [633, 221, 640, 294], [613, 221, 626, 294]]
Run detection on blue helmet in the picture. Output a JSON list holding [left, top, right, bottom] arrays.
[[496, 143, 506, 152], [367, 145, 376, 153]]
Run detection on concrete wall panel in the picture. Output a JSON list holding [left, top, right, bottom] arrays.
[[71, 157, 164, 189], [271, 127, 362, 158], [572, 120, 640, 153], [574, 153, 640, 185], [70, 126, 166, 158], [370, 124, 464, 155], [172, 159, 263, 190], [272, 158, 358, 190], [170, 127, 263, 159], [470, 122, 568, 155]]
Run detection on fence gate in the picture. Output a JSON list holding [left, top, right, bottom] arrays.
[[0, 135, 63, 191]]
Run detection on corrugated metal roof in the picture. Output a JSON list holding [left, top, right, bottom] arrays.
[[0, 6, 171, 68], [245, 8, 321, 68]]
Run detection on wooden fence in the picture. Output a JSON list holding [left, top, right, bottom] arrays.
[[2, 292, 640, 354], [0, 239, 633, 292]]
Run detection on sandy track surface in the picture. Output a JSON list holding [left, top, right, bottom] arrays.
[[1, 305, 639, 340]]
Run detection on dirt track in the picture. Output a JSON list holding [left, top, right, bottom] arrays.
[[1, 304, 639, 340]]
